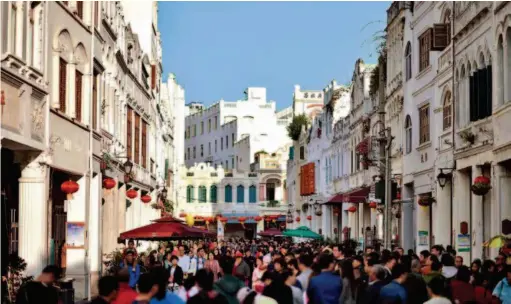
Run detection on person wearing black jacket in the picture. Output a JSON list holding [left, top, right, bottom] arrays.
[[361, 265, 387, 304], [15, 265, 60, 304], [168, 255, 184, 287], [188, 269, 228, 304]]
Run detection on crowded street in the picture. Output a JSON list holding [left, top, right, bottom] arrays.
[[2, 1, 511, 303]]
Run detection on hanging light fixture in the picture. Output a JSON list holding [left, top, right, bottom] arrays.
[[123, 159, 133, 175]]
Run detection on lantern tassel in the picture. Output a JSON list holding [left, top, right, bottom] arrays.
[[67, 193, 73, 200]]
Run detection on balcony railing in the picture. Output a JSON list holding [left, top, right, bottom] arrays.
[[132, 163, 151, 186]]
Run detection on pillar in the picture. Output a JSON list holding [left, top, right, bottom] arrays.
[[471, 166, 483, 261], [493, 164, 511, 258], [88, 173, 101, 296], [453, 170, 471, 263], [416, 193, 430, 252], [18, 155, 48, 277], [66, 175, 88, 300], [433, 182, 452, 248], [321, 205, 329, 239]]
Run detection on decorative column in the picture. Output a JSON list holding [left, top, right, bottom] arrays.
[[259, 183, 266, 201], [67, 62, 76, 118], [88, 173, 101, 296], [66, 175, 88, 300], [433, 182, 451, 247], [321, 205, 329, 239], [493, 164, 510, 258], [18, 154, 48, 277], [453, 170, 471, 263], [471, 166, 483, 261]]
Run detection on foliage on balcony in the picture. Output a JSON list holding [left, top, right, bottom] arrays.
[[101, 152, 115, 172], [369, 28, 387, 98], [287, 114, 309, 141], [460, 129, 476, 144]]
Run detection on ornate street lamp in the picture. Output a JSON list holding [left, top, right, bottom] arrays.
[[436, 168, 453, 189], [123, 159, 133, 175], [161, 186, 168, 199]]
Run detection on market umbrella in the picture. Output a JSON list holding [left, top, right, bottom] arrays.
[[282, 226, 322, 239], [258, 228, 284, 237], [483, 235, 509, 248], [119, 216, 215, 240]]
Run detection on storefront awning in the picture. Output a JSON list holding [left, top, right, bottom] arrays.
[[222, 213, 259, 224], [343, 187, 370, 203], [326, 193, 344, 204]]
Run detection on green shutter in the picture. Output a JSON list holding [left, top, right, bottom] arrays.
[[165, 159, 169, 180]]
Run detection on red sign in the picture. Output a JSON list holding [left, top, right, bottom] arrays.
[[300, 163, 315, 196]]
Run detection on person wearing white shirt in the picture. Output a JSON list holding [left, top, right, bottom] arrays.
[[188, 251, 198, 276], [177, 246, 190, 273]]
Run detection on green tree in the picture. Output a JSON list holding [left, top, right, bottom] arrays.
[[287, 114, 309, 141]]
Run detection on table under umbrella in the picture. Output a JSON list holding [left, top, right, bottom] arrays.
[[119, 216, 215, 240], [282, 226, 322, 239]]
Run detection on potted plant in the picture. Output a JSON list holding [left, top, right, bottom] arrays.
[[459, 130, 476, 145], [418, 196, 436, 207], [471, 175, 491, 196]]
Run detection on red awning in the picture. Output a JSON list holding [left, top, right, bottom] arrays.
[[342, 187, 370, 203], [327, 193, 344, 204], [258, 228, 284, 237], [120, 216, 215, 240]]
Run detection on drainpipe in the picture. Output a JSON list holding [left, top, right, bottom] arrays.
[[450, 1, 456, 246]]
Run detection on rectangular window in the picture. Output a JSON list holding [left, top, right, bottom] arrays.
[[59, 58, 67, 112], [299, 146, 304, 160], [75, 70, 82, 122], [127, 107, 133, 160], [94, 1, 99, 27], [193, 146, 196, 159], [469, 66, 493, 122], [11, 4, 17, 54], [134, 113, 140, 164], [225, 160, 228, 169], [29, 6, 34, 65], [193, 125, 196, 137], [226, 136, 229, 148], [215, 140, 217, 152], [232, 133, 235, 145], [201, 121, 204, 134], [76, 1, 83, 19], [214, 116, 218, 129], [419, 28, 432, 72], [208, 142, 211, 155], [186, 126, 190, 138], [200, 144, 203, 157], [151, 65, 156, 89], [432, 23, 450, 51], [419, 105, 430, 144], [92, 71, 98, 129], [187, 147, 190, 160], [208, 119, 211, 132], [142, 121, 147, 168], [231, 158, 234, 169], [221, 138, 223, 150]]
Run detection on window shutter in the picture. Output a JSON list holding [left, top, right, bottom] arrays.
[[92, 72, 98, 129], [134, 113, 140, 164], [127, 107, 133, 160], [59, 58, 67, 112], [75, 70, 82, 122], [469, 74, 476, 122], [151, 65, 156, 89], [432, 24, 449, 51], [142, 120, 147, 168], [478, 68, 487, 121], [487, 65, 493, 118], [76, 1, 83, 18]]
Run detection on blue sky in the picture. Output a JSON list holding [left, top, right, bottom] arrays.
[[159, 1, 389, 110]]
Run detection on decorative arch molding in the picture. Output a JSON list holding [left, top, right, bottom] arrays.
[[262, 174, 283, 184], [74, 43, 88, 68], [55, 29, 73, 60]]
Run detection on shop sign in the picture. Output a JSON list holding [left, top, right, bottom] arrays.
[[457, 234, 470, 252]]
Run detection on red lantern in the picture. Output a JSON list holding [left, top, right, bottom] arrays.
[[265, 217, 272, 222], [254, 216, 263, 222], [219, 217, 228, 223], [179, 212, 187, 218], [141, 195, 152, 204], [369, 202, 377, 209], [238, 216, 247, 224], [61, 180, 79, 200], [295, 216, 301, 223], [103, 178, 116, 190], [348, 206, 357, 213], [126, 189, 138, 199], [306, 215, 312, 221]]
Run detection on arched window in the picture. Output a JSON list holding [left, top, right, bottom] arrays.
[[224, 185, 232, 203], [186, 185, 194, 203], [198, 186, 207, 203], [237, 185, 245, 203], [405, 115, 412, 154], [210, 185, 217, 203], [405, 42, 412, 80], [497, 35, 504, 106], [443, 91, 452, 130], [249, 185, 257, 203]]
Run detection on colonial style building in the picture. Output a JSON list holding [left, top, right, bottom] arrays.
[[184, 87, 291, 171], [1, 1, 176, 300]]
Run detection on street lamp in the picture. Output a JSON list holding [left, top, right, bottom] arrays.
[[123, 159, 133, 175], [436, 169, 453, 189], [161, 186, 168, 199]]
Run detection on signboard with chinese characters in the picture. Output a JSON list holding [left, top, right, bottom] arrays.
[[300, 163, 315, 196]]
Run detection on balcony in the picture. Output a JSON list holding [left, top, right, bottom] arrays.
[[132, 163, 152, 186]]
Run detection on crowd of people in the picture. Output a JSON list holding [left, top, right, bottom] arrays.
[[14, 238, 511, 304]]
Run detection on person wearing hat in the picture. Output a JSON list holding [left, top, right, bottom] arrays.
[[233, 251, 251, 286]]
